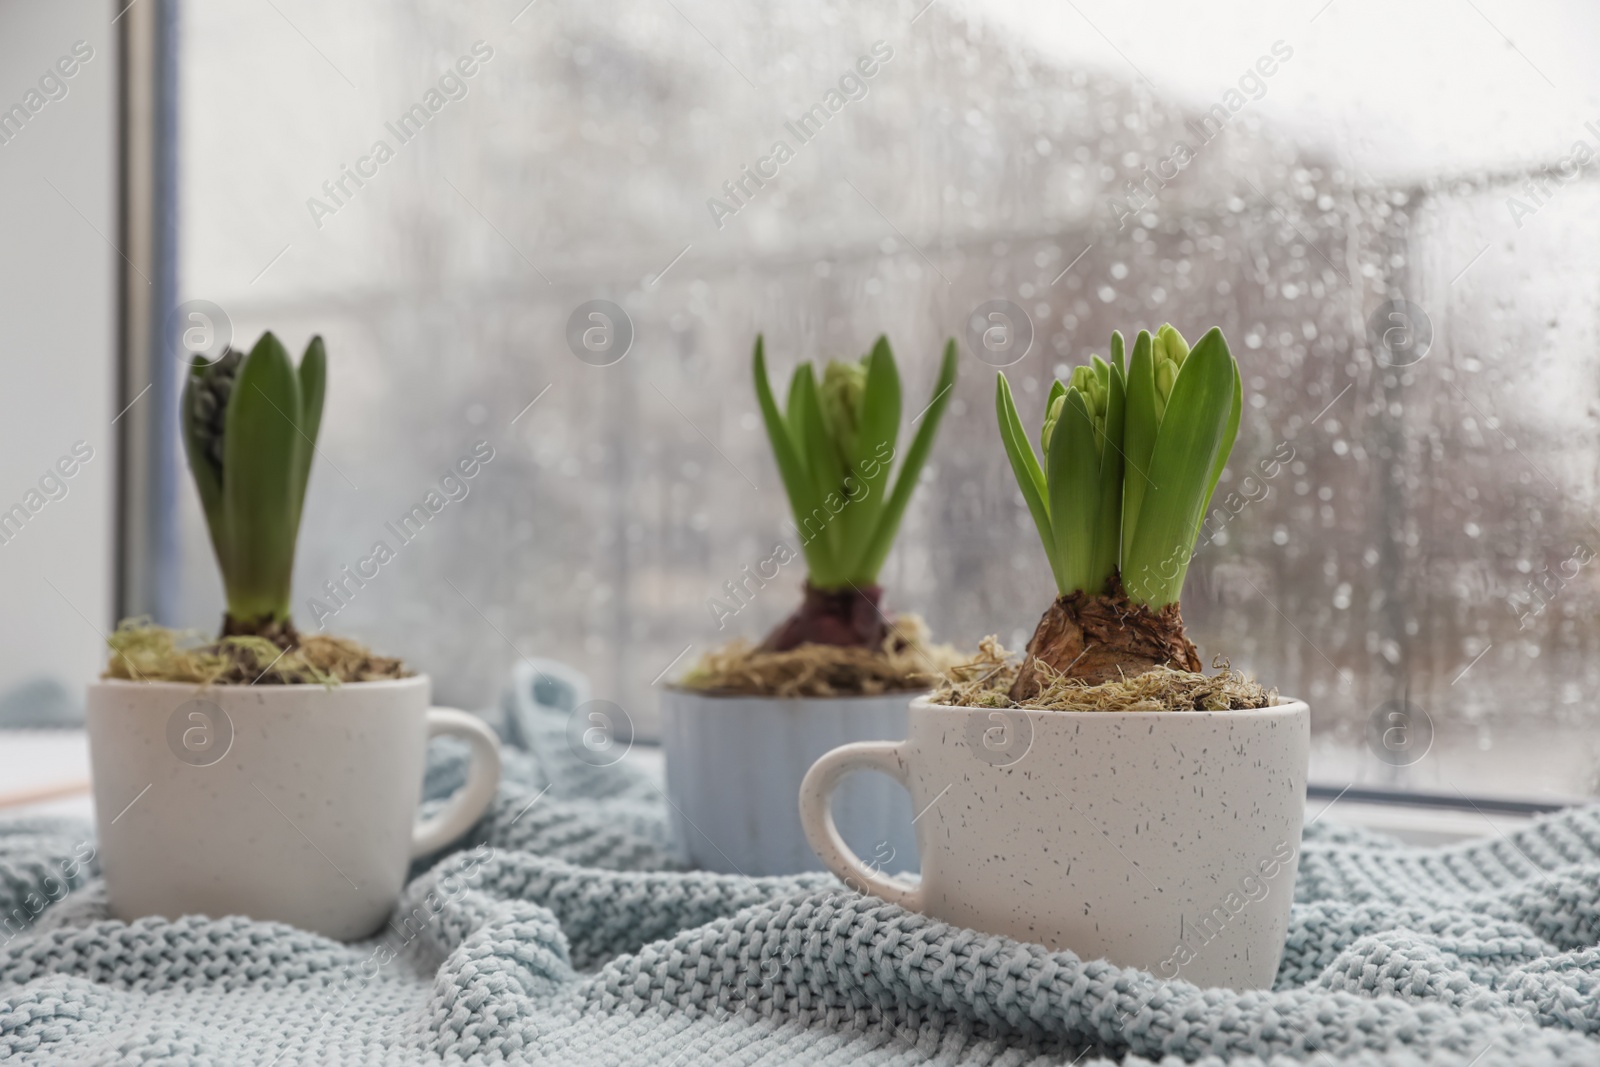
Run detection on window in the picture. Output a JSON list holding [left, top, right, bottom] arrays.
[[165, 0, 1600, 801]]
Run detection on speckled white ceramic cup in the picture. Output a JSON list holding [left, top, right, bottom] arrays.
[[86, 676, 501, 940], [800, 696, 1310, 989]]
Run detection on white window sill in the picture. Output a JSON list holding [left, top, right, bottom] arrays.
[[1310, 797, 1526, 845], [0, 729, 1564, 847]]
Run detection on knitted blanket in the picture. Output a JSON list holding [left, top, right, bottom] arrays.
[[3, 670, 1600, 1065]]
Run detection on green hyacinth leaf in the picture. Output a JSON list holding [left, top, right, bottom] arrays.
[[855, 340, 956, 583], [1123, 328, 1239, 607], [1091, 359, 1126, 589], [220, 332, 303, 623], [790, 364, 847, 572], [839, 336, 901, 576], [784, 363, 808, 451], [1197, 334, 1243, 542], [753, 337, 830, 584], [291, 336, 326, 534], [1121, 329, 1158, 562], [995, 372, 1060, 592], [1047, 386, 1104, 595], [855, 337, 902, 467]]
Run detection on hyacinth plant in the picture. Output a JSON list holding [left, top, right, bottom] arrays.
[[182, 332, 325, 648], [753, 334, 958, 651], [996, 324, 1241, 700]]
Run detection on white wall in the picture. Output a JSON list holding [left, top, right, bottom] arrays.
[[0, 1, 118, 715]]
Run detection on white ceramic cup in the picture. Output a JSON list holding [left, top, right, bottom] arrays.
[[800, 696, 1310, 989], [86, 675, 501, 940]]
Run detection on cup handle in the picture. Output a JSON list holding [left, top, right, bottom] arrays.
[[411, 707, 503, 859], [798, 741, 923, 910]]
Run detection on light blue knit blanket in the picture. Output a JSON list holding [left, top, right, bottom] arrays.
[[3, 674, 1600, 1065]]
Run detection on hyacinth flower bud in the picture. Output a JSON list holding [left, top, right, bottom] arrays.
[[1152, 323, 1190, 420], [1070, 360, 1110, 450], [818, 357, 868, 467], [1041, 391, 1067, 453], [190, 347, 244, 470]]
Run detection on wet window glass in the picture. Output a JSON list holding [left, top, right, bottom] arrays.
[[177, 1, 1600, 800]]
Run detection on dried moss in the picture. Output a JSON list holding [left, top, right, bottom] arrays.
[[677, 613, 965, 698], [103, 618, 410, 686], [932, 635, 1274, 711]]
